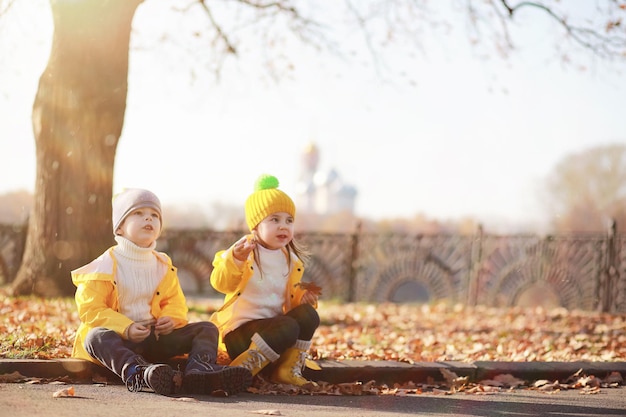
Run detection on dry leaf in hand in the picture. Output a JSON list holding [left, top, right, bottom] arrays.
[[52, 386, 75, 398], [296, 281, 322, 296]]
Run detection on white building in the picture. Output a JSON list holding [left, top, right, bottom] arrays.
[[294, 143, 357, 215]]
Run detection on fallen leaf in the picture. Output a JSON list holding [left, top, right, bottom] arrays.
[[466, 384, 500, 394], [171, 397, 199, 402], [478, 379, 503, 387], [440, 368, 467, 389], [91, 373, 109, 384], [580, 386, 601, 395], [603, 372, 623, 384], [52, 386, 75, 398], [210, 389, 229, 397], [493, 373, 525, 388], [0, 371, 27, 383]]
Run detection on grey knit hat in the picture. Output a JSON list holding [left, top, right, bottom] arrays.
[[112, 188, 162, 235]]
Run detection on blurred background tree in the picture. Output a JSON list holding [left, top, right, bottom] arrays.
[[545, 143, 626, 232]]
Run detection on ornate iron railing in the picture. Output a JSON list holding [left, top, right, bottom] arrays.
[[1, 224, 624, 312]]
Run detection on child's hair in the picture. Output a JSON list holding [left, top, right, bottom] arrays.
[[253, 238, 310, 278], [288, 239, 310, 265]]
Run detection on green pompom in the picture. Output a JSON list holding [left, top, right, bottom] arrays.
[[254, 174, 279, 191]]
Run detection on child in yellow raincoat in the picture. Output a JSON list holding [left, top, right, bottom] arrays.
[[72, 188, 251, 396], [210, 175, 320, 387]]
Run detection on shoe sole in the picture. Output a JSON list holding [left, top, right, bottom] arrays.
[[146, 365, 182, 396], [184, 366, 253, 395]]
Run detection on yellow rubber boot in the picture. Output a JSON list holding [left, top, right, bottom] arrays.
[[270, 347, 318, 387], [228, 334, 278, 376]]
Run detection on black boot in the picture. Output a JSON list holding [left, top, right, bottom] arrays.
[[125, 363, 182, 396], [183, 354, 252, 395]]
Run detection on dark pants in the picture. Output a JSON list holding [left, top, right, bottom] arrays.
[[223, 303, 320, 360], [84, 322, 219, 381]]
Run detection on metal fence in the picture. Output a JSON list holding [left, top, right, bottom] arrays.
[[1, 224, 624, 312]]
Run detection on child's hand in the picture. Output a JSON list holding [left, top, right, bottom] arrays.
[[232, 234, 256, 262], [127, 323, 150, 343], [154, 316, 174, 339], [301, 290, 318, 306]]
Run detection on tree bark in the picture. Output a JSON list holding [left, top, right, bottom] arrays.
[[11, 0, 143, 297]]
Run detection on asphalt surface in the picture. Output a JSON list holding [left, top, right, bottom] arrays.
[[1, 359, 625, 417], [1, 381, 625, 417]]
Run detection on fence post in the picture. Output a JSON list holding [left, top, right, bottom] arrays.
[[601, 219, 617, 312], [467, 224, 483, 306], [347, 221, 361, 303]]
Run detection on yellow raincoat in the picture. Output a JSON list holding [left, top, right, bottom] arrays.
[[71, 248, 188, 363], [209, 247, 316, 352]]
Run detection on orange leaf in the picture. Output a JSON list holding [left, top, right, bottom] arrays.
[[52, 386, 75, 398], [296, 281, 322, 296]]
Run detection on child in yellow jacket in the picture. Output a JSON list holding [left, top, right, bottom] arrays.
[[72, 188, 251, 396], [210, 175, 320, 386]]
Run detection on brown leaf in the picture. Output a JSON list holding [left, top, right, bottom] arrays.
[[295, 281, 322, 296], [603, 372, 623, 384], [0, 371, 27, 383], [440, 368, 467, 389], [493, 373, 526, 388], [91, 373, 109, 384], [580, 386, 601, 395]]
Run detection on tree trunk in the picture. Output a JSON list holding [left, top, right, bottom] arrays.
[[11, 0, 143, 297]]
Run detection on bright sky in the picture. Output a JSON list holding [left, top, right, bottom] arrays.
[[1, 1, 624, 232]]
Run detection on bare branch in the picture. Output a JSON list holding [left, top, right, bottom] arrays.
[[233, 0, 299, 17], [196, 0, 237, 54], [171, 0, 626, 83], [188, 0, 335, 80], [0, 0, 18, 18], [499, 0, 626, 60], [344, 0, 382, 74]]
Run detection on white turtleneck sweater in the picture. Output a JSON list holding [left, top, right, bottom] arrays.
[[112, 236, 166, 326], [225, 245, 290, 334]]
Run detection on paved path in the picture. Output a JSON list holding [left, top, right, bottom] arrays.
[[1, 382, 625, 417], [1, 359, 625, 416]]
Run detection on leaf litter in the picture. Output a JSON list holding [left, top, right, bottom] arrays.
[[1, 288, 624, 396]]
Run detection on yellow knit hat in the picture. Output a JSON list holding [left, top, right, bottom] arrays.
[[245, 174, 295, 231]]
